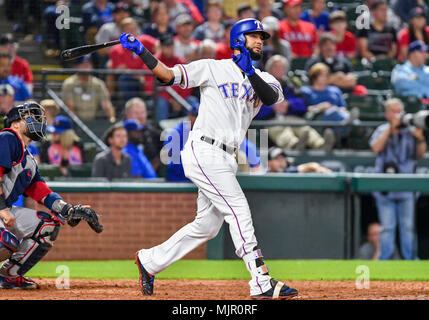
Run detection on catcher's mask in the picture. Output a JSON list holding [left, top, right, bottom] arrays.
[[5, 103, 47, 141]]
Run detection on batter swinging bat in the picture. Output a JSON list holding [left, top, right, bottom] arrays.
[[60, 35, 135, 61]]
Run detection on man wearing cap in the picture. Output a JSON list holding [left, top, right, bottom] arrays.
[[391, 40, 429, 99], [0, 33, 33, 94], [305, 33, 356, 91], [0, 52, 31, 104], [173, 14, 200, 62], [122, 118, 157, 179], [95, 2, 131, 49], [328, 11, 356, 59], [278, 0, 318, 58], [267, 146, 331, 173], [61, 55, 116, 122], [92, 123, 131, 180]]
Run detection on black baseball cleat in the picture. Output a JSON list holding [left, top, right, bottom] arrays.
[[135, 251, 155, 295], [251, 278, 298, 300], [0, 275, 40, 290]]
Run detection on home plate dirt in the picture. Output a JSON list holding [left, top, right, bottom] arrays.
[[1, 279, 428, 300]]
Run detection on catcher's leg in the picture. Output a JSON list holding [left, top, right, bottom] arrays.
[[0, 208, 61, 289]]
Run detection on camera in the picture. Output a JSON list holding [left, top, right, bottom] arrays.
[[400, 110, 429, 129]]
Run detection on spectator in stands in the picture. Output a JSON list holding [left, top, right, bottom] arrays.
[[279, 0, 318, 58], [391, 0, 429, 24], [260, 16, 292, 68], [61, 55, 116, 122], [0, 84, 15, 114], [40, 99, 60, 127], [305, 33, 357, 91], [44, 115, 84, 177], [356, 222, 401, 260], [0, 52, 31, 103], [173, 14, 200, 62], [215, 19, 235, 60], [254, 0, 284, 21], [107, 17, 158, 104], [82, 0, 115, 43], [237, 3, 256, 20], [164, 0, 205, 25], [123, 118, 157, 179], [193, 1, 224, 43], [301, 63, 356, 140], [370, 98, 426, 260], [155, 34, 192, 120], [391, 41, 429, 99], [92, 123, 131, 180], [329, 10, 356, 59], [124, 97, 162, 172], [143, 2, 175, 40], [257, 55, 335, 152], [357, 0, 398, 60], [397, 6, 429, 61], [198, 39, 217, 59], [0, 33, 34, 94], [267, 147, 332, 173], [95, 2, 131, 53], [300, 0, 330, 34]]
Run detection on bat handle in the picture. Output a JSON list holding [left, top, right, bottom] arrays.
[[128, 35, 136, 42]]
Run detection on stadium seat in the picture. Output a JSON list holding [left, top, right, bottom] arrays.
[[346, 95, 384, 120], [371, 58, 397, 72], [394, 95, 423, 113], [68, 163, 93, 178], [357, 72, 392, 90], [290, 57, 309, 72], [38, 164, 62, 180]]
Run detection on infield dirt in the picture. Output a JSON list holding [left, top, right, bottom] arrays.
[[1, 279, 429, 300]]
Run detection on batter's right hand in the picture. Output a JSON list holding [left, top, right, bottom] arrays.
[[0, 209, 15, 228], [120, 33, 144, 55]]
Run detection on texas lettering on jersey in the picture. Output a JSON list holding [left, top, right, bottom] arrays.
[[217, 82, 257, 102]]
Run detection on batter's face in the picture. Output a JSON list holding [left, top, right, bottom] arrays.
[[245, 32, 264, 60]]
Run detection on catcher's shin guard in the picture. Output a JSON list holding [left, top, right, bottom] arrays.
[[0, 228, 19, 262], [0, 211, 61, 277]]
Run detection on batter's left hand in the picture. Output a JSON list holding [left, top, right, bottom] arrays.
[[232, 43, 255, 76], [120, 33, 144, 55]]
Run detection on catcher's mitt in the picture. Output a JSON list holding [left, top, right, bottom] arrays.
[[61, 204, 103, 233]]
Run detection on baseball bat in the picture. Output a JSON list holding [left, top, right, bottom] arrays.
[[60, 35, 135, 61]]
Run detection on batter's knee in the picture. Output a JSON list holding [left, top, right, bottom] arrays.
[[0, 228, 19, 262], [193, 214, 224, 240]]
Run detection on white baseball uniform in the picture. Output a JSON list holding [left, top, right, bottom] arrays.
[[138, 58, 284, 295]]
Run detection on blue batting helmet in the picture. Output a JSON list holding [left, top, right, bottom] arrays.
[[230, 18, 270, 50]]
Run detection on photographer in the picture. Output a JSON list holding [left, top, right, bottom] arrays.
[[370, 98, 426, 260]]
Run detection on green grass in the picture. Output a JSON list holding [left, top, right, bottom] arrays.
[[26, 260, 429, 281]]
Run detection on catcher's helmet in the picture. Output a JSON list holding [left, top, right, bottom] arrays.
[[230, 18, 270, 50], [4, 102, 47, 141]]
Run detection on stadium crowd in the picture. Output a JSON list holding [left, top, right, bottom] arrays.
[[2, 0, 429, 260]]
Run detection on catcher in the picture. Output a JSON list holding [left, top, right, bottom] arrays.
[[0, 103, 103, 289]]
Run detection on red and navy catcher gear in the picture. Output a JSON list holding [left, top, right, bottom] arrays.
[[4, 103, 47, 142], [230, 18, 270, 50]]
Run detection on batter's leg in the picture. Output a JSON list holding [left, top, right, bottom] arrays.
[[137, 189, 224, 275]]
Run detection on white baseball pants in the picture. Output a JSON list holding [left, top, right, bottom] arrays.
[[138, 134, 271, 295]]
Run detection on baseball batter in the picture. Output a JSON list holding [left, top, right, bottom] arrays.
[[0, 103, 103, 289], [121, 18, 298, 299]]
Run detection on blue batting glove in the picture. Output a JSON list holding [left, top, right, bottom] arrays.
[[232, 43, 255, 76], [119, 33, 144, 55]]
